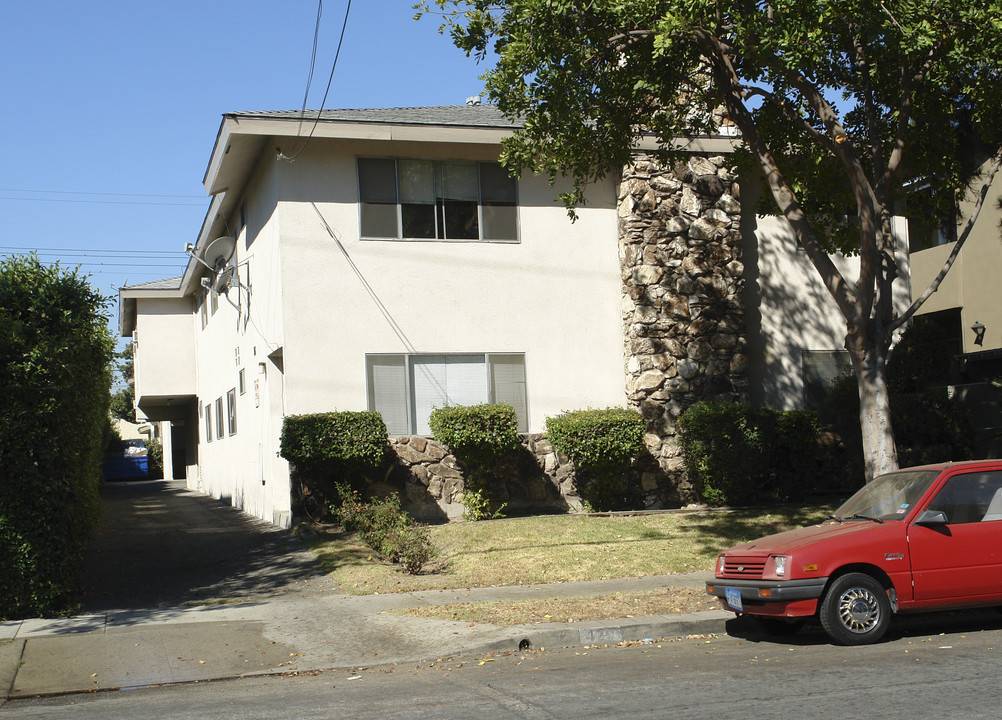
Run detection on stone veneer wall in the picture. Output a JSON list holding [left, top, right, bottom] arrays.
[[387, 434, 582, 522], [618, 153, 748, 502]]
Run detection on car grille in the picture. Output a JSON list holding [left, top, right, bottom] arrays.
[[721, 556, 766, 578]]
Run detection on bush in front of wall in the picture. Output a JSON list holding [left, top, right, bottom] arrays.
[[545, 407, 646, 511], [677, 401, 821, 506], [333, 483, 435, 574], [279, 411, 389, 508], [429, 403, 519, 519]]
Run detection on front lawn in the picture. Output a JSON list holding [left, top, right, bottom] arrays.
[[308, 506, 831, 595]]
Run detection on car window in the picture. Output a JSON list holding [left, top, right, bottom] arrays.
[[834, 470, 940, 521], [925, 472, 1002, 524]]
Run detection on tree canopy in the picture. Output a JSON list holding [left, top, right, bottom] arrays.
[[421, 0, 1002, 479]]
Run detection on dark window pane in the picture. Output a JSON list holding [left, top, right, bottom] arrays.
[[440, 199, 479, 239], [402, 203, 436, 238], [359, 158, 399, 237], [361, 203, 399, 237], [482, 203, 517, 240], [479, 162, 517, 203], [358, 158, 397, 203]]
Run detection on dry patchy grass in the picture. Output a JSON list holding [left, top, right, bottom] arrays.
[[393, 587, 720, 626], [308, 505, 831, 596]]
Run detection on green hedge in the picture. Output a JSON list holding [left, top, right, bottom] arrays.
[[429, 403, 519, 520], [429, 403, 519, 469], [279, 411, 389, 504], [545, 407, 646, 511], [677, 402, 820, 506], [0, 255, 116, 619]]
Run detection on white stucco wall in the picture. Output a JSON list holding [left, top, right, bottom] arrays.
[[744, 213, 910, 410], [188, 136, 626, 525], [133, 297, 195, 400], [268, 138, 626, 431], [191, 156, 292, 526]]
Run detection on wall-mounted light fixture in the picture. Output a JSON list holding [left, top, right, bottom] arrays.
[[971, 321, 986, 346]]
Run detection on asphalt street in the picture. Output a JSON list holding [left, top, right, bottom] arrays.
[[7, 618, 1002, 719]]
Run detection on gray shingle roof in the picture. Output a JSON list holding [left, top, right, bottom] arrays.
[[225, 105, 522, 129], [122, 276, 182, 291]]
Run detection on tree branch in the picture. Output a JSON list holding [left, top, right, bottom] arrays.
[[694, 28, 858, 320]]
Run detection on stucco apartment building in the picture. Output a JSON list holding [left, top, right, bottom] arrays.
[[908, 160, 1002, 455], [120, 105, 911, 526]]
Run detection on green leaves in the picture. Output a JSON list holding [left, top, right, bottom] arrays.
[[1, 253, 115, 619], [428, 403, 519, 470], [279, 411, 389, 468], [545, 407, 645, 475]]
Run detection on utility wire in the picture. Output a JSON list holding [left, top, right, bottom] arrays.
[[0, 245, 185, 255], [281, 0, 352, 162], [0, 187, 203, 199], [0, 196, 203, 207]]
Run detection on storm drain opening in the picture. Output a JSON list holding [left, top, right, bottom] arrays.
[[518, 638, 532, 651]]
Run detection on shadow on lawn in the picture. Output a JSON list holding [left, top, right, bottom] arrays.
[[680, 506, 835, 556]]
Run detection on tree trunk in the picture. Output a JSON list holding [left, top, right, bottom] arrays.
[[848, 332, 898, 482]]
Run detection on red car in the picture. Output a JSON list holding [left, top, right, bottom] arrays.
[[706, 460, 1002, 645]]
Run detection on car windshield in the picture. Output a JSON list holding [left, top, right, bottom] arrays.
[[832, 470, 940, 522]]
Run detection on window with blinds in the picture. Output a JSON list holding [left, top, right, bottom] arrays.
[[358, 158, 518, 242], [366, 353, 528, 435]]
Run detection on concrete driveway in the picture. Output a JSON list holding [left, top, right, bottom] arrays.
[[81, 479, 333, 612]]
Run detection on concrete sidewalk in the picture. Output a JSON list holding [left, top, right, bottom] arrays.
[[1, 572, 728, 699]]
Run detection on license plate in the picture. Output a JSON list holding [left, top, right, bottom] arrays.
[[725, 587, 743, 612]]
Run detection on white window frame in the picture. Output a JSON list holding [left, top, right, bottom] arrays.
[[226, 388, 237, 436], [357, 158, 519, 243], [366, 353, 528, 435], [215, 397, 224, 440]]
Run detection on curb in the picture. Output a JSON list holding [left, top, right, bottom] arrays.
[[0, 611, 732, 700], [463, 611, 732, 656]]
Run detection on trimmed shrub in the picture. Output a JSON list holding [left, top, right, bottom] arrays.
[[545, 408, 646, 511], [0, 255, 116, 619], [678, 402, 821, 506], [429, 404, 519, 469], [280, 411, 389, 507], [430, 403, 518, 519]]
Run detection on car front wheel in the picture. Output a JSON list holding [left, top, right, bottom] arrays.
[[819, 572, 891, 645]]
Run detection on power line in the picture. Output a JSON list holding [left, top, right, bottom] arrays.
[[281, 0, 352, 162], [0, 187, 203, 199], [0, 195, 203, 207], [0, 245, 185, 256]]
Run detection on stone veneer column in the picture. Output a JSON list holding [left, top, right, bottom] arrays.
[[618, 153, 748, 501]]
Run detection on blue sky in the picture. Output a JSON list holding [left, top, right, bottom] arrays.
[[1, 1, 488, 310]]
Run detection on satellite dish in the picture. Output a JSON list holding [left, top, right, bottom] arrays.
[[213, 265, 236, 294], [202, 236, 236, 273]]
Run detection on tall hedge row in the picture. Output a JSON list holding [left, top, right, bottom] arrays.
[[0, 255, 116, 619], [677, 402, 821, 506]]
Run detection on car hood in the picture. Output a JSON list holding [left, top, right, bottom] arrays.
[[724, 520, 891, 555]]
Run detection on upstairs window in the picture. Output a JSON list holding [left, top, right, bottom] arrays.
[[358, 158, 517, 242]]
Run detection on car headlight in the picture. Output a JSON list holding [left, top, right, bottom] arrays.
[[717, 555, 726, 575], [767, 555, 790, 578]]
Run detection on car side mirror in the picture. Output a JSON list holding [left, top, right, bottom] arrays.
[[915, 510, 948, 524]]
